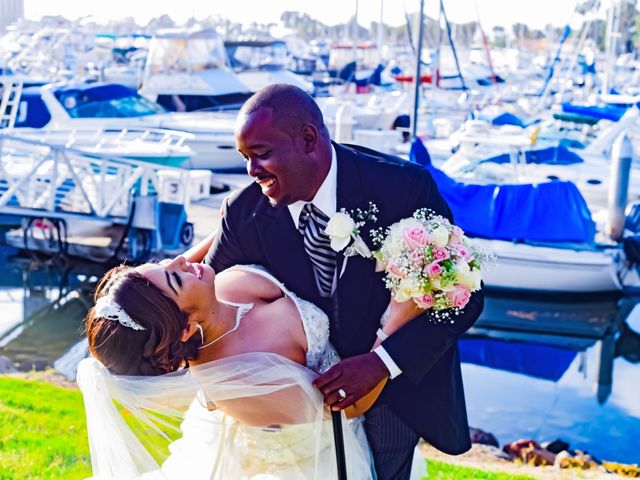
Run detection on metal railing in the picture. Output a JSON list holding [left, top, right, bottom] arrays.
[[0, 133, 192, 222]]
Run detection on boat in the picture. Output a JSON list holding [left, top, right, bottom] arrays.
[[4, 81, 245, 171], [139, 27, 252, 113], [223, 39, 313, 94], [411, 138, 640, 293]]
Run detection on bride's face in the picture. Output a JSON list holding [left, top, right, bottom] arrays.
[[137, 256, 216, 319]]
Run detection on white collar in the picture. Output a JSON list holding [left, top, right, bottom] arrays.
[[288, 145, 337, 229]]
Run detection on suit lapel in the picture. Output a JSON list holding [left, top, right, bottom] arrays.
[[253, 201, 320, 304], [334, 144, 378, 338]]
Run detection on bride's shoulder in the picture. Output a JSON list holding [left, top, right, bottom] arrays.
[[215, 266, 284, 304]]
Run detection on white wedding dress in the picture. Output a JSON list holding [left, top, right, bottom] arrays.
[[77, 265, 376, 480]]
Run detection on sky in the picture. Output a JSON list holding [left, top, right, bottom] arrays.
[[24, 0, 584, 31]]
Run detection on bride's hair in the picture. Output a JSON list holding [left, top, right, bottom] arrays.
[[85, 264, 200, 376]]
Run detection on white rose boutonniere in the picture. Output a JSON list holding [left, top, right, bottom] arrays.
[[326, 202, 378, 278], [325, 212, 356, 252]]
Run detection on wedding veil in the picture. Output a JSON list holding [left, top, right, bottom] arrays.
[[77, 352, 373, 479]]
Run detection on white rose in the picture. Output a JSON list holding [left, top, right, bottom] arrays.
[[398, 277, 422, 298], [457, 267, 482, 291], [325, 212, 355, 251], [394, 289, 412, 303], [432, 226, 450, 248]]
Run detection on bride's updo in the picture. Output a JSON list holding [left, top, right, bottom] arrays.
[[85, 265, 200, 376]]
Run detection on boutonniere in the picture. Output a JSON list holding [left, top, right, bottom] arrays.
[[325, 202, 378, 278]]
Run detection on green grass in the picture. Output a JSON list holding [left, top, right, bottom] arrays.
[[0, 376, 539, 480], [426, 459, 537, 479], [0, 376, 91, 480]]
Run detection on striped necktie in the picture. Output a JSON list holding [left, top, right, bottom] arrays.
[[298, 203, 336, 297]]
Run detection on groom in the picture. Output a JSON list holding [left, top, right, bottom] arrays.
[[194, 84, 484, 479]]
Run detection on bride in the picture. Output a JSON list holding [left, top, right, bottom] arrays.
[[78, 256, 422, 479]]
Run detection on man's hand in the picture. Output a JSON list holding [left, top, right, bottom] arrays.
[[313, 352, 389, 411]]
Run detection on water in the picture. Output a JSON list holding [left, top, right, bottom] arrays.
[[0, 246, 638, 465]]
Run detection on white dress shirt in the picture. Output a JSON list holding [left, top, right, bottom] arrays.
[[287, 146, 402, 379]]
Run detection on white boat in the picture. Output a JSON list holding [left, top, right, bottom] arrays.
[[441, 106, 640, 210], [411, 138, 640, 294], [224, 39, 314, 94], [5, 82, 244, 171], [139, 27, 252, 112]]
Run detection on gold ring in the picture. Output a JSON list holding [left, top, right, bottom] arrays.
[[338, 388, 347, 399]]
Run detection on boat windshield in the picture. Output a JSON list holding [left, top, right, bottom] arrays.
[[57, 91, 166, 118], [225, 42, 288, 71]]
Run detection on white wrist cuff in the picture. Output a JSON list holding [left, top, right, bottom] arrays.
[[373, 346, 402, 379], [376, 328, 389, 341]]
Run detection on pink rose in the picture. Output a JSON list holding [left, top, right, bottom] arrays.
[[433, 247, 449, 261], [456, 246, 471, 261], [447, 286, 471, 309], [403, 227, 430, 251], [387, 260, 405, 279], [414, 294, 434, 309], [426, 261, 442, 278]]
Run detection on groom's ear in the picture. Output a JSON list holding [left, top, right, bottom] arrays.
[[300, 123, 318, 153]]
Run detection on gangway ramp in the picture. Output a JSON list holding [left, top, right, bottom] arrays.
[[0, 133, 195, 260]]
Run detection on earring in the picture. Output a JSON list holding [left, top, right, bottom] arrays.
[[195, 323, 205, 345]]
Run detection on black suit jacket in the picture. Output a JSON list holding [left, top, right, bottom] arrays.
[[205, 142, 484, 454]]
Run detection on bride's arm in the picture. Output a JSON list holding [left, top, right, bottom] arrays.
[[371, 298, 426, 349]]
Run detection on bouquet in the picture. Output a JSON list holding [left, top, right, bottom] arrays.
[[372, 209, 489, 320]]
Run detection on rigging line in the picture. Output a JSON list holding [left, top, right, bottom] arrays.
[[440, 0, 467, 90], [472, 0, 497, 84]]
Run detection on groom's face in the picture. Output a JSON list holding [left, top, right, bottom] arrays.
[[236, 107, 317, 207]]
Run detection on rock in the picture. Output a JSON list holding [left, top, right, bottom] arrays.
[[503, 439, 540, 457], [0, 356, 17, 373], [555, 450, 599, 470], [603, 460, 640, 477], [542, 439, 570, 454], [503, 439, 555, 466], [469, 427, 499, 448]]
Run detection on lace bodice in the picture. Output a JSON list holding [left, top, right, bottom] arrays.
[[225, 265, 340, 373]]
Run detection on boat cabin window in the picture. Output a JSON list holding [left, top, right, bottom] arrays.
[[54, 86, 166, 118]]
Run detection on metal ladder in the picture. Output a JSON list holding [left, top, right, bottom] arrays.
[[0, 78, 23, 130]]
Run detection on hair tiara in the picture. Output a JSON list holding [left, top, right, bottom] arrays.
[[94, 296, 146, 331]]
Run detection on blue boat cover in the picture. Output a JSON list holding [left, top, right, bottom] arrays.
[[410, 138, 596, 243], [490, 112, 526, 127], [459, 338, 577, 381], [14, 89, 51, 128], [54, 83, 138, 103], [561, 102, 627, 122], [481, 145, 584, 166], [481, 111, 537, 128]]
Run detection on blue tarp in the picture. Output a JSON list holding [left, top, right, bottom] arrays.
[[561, 102, 628, 122], [410, 138, 596, 243], [459, 338, 577, 381], [481, 146, 584, 166]]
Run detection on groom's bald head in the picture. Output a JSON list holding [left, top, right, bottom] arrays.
[[239, 84, 329, 139]]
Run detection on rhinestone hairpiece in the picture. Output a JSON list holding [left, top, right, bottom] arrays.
[[94, 296, 146, 331]]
